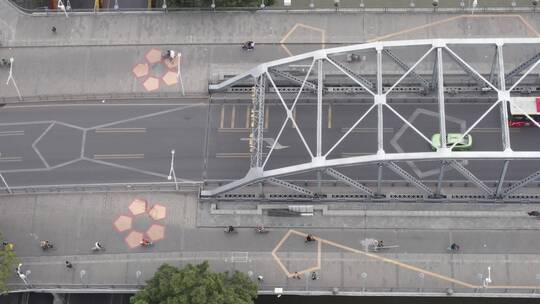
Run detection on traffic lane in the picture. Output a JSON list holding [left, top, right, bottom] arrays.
[[85, 105, 207, 181], [207, 102, 505, 181], [0, 123, 52, 171], [2, 159, 166, 187], [0, 103, 185, 129]]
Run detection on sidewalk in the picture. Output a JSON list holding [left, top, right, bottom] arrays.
[[3, 190, 540, 296], [2, 0, 540, 100]]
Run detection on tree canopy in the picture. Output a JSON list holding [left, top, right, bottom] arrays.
[[0, 232, 18, 293], [130, 261, 258, 304]]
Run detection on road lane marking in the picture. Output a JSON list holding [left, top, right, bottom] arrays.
[[231, 105, 236, 129], [216, 152, 267, 158], [0, 156, 22, 162], [472, 128, 520, 133], [95, 128, 146, 133], [245, 105, 250, 129], [265, 105, 270, 129], [328, 104, 332, 129], [217, 128, 251, 132], [220, 105, 225, 129], [341, 127, 394, 133], [93, 154, 144, 160], [0, 130, 24, 136]]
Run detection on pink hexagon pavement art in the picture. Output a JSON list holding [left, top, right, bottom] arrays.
[[146, 224, 165, 242], [113, 215, 132, 232], [148, 204, 166, 221], [125, 230, 144, 249], [115, 198, 168, 249]]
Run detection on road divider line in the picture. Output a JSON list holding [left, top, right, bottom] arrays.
[[0, 156, 22, 162], [220, 105, 225, 129], [341, 153, 374, 157], [93, 154, 144, 160], [340, 127, 394, 133], [231, 105, 236, 129], [328, 104, 332, 129], [245, 105, 250, 129], [95, 128, 146, 133], [216, 153, 267, 158], [0, 130, 24, 136]]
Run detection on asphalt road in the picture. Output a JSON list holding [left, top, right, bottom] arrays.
[[0, 99, 538, 189]]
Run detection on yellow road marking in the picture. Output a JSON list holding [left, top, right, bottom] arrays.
[[95, 128, 146, 133], [280, 23, 326, 57], [327, 105, 332, 129], [472, 128, 520, 133], [217, 128, 251, 132], [369, 14, 540, 42], [220, 105, 225, 129], [265, 105, 270, 129], [271, 229, 540, 289], [245, 105, 250, 129], [341, 127, 394, 133], [231, 105, 236, 129], [216, 152, 266, 158], [93, 154, 144, 160], [0, 130, 24, 136]]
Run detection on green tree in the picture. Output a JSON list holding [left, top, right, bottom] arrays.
[[0, 232, 18, 293], [131, 261, 258, 304]]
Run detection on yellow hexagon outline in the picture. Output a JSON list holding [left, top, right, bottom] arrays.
[[271, 229, 321, 277], [280, 23, 326, 57]]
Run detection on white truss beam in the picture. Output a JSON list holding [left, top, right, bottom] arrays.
[[502, 170, 540, 197], [325, 168, 375, 196]]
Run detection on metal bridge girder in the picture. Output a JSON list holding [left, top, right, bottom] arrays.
[[325, 168, 375, 196], [203, 39, 540, 199], [448, 160, 494, 196], [326, 57, 374, 90], [503, 169, 540, 197], [505, 52, 540, 82], [386, 162, 434, 196], [383, 49, 430, 90], [268, 178, 314, 196], [268, 68, 318, 92]]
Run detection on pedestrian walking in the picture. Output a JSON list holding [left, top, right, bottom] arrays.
[[51, 26, 57, 34], [257, 275, 264, 282], [305, 234, 315, 243], [311, 271, 319, 280], [528, 211, 540, 217], [65, 261, 73, 269], [292, 271, 302, 279]]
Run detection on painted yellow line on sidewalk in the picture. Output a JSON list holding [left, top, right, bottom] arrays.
[[0, 130, 24, 136], [95, 128, 146, 133], [93, 154, 144, 160]]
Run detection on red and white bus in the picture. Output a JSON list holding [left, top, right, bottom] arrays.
[[508, 97, 540, 127]]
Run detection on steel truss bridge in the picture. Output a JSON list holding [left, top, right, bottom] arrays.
[[202, 38, 540, 202]]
